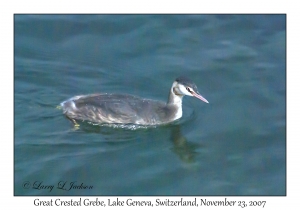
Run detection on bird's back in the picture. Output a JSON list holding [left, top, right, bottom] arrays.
[[61, 93, 177, 125]]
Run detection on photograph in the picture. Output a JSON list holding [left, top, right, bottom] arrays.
[[14, 14, 286, 197]]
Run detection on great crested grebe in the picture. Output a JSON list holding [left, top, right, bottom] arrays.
[[60, 76, 209, 126]]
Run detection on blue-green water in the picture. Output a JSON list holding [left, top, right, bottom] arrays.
[[14, 15, 286, 195]]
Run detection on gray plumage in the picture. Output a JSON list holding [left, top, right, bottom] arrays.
[[60, 76, 208, 125]]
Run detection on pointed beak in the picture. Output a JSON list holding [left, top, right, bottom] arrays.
[[192, 91, 209, 103]]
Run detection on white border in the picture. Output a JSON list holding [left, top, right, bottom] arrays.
[[4, 0, 297, 209]]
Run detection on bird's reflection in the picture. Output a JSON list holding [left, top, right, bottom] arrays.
[[170, 124, 201, 163], [68, 121, 201, 163]]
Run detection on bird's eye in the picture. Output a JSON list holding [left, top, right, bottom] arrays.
[[186, 87, 192, 93]]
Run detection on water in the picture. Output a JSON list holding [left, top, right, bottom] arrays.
[[14, 15, 286, 195]]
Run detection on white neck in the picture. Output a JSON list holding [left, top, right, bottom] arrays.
[[167, 82, 184, 120]]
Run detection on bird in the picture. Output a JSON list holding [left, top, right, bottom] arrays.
[[60, 76, 209, 126]]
